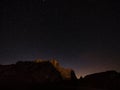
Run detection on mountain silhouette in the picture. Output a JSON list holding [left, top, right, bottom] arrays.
[[0, 60, 120, 90], [0, 59, 76, 84]]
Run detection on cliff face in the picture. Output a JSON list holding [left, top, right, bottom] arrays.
[[34, 59, 77, 80], [0, 59, 76, 84]]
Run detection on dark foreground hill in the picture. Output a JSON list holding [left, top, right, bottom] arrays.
[[0, 59, 120, 90], [78, 70, 120, 90]]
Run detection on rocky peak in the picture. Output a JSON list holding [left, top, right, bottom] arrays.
[[34, 58, 77, 80]]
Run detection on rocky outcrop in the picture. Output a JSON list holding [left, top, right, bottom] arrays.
[[0, 59, 76, 84], [50, 59, 76, 80], [0, 61, 62, 84], [34, 59, 77, 80]]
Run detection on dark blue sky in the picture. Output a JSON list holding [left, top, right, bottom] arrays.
[[1, 0, 120, 77]]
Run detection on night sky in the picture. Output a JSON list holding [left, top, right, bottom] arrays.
[[1, 0, 120, 77]]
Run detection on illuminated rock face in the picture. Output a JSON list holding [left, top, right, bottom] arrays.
[[34, 59, 77, 80], [49, 59, 76, 80]]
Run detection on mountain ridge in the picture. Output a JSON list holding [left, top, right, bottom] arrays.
[[0, 59, 77, 84], [0, 59, 120, 90]]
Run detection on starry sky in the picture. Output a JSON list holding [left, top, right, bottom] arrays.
[[1, 0, 120, 77]]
